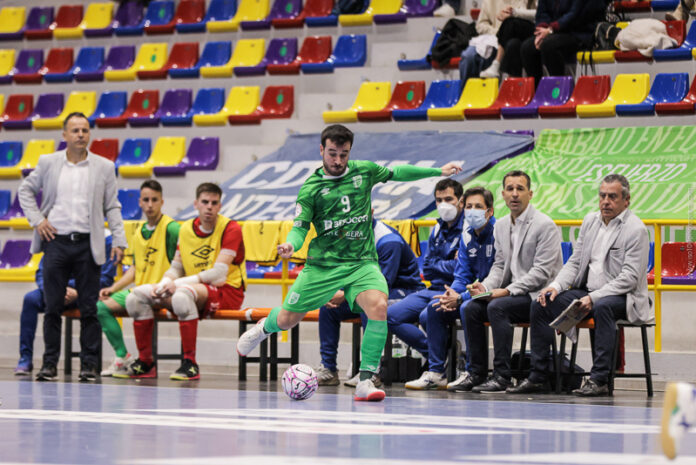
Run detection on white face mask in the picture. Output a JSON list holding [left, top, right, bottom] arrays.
[[465, 209, 487, 230], [437, 202, 458, 222]]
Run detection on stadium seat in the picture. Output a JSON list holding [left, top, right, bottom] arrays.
[[90, 139, 119, 162], [201, 39, 265, 77], [0, 193, 31, 228], [144, 1, 176, 34], [228, 85, 294, 123], [0, 240, 32, 270], [323, 82, 391, 123], [304, 0, 337, 26], [0, 139, 54, 179], [194, 86, 260, 125], [24, 7, 53, 40], [500, 76, 573, 118], [539, 75, 611, 118], [0, 94, 4, 127], [118, 190, 143, 220], [616, 72, 689, 115], [0, 49, 15, 84], [392, 79, 461, 120], [12, 50, 43, 84], [175, 0, 207, 32], [114, 0, 146, 36], [465, 77, 534, 119], [159, 42, 200, 79], [52, 5, 84, 39], [154, 137, 219, 175], [198, 41, 233, 77], [1, 95, 33, 130], [0, 142, 22, 169], [33, 91, 96, 129], [340, 0, 402, 25], [6, 93, 61, 130], [81, 2, 115, 37], [398, 32, 438, 70], [72, 47, 106, 82], [655, 74, 696, 114], [99, 46, 136, 81], [40, 48, 74, 83], [561, 242, 573, 264], [302, 35, 367, 73], [577, 73, 650, 118], [358, 81, 426, 121], [428, 78, 498, 120], [167, 87, 225, 125], [204, 0, 238, 29], [90, 91, 127, 127], [271, 0, 304, 28], [402, 0, 437, 17], [655, 20, 696, 60], [208, 0, 270, 32], [615, 20, 685, 62], [105, 43, 167, 81], [267, 36, 330, 74], [0, 7, 26, 41], [651, 0, 679, 10], [0, 190, 10, 218], [97, 89, 158, 128], [660, 242, 696, 284], [119, 137, 186, 177], [236, 38, 297, 76], [613, 0, 652, 12], [116, 138, 152, 171], [156, 89, 193, 126], [241, 0, 301, 30]]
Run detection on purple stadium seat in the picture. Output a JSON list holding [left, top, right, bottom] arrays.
[[154, 137, 219, 175], [4, 93, 63, 130], [242, 0, 302, 30], [114, 1, 146, 36], [404, 0, 437, 16], [502, 76, 574, 118], [235, 38, 297, 76], [0, 240, 32, 268], [13, 50, 44, 84], [24, 7, 54, 40], [77, 46, 133, 82], [152, 88, 193, 127], [0, 192, 39, 223]]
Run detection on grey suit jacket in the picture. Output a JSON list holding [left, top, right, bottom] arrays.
[[482, 205, 563, 299], [18, 150, 128, 265], [553, 209, 652, 324]]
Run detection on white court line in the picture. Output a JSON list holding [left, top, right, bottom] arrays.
[[461, 452, 696, 465]]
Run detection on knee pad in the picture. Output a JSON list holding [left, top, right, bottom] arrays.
[[125, 290, 154, 321], [171, 286, 198, 321]]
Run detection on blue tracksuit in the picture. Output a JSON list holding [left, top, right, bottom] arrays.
[[386, 211, 464, 358], [427, 217, 496, 374], [319, 221, 424, 372]]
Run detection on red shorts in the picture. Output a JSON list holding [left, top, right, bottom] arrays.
[[201, 284, 244, 318]]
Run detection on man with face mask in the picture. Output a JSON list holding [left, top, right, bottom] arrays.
[[386, 179, 465, 365], [405, 187, 497, 390]]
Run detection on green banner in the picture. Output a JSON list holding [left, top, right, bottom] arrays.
[[464, 126, 696, 220]]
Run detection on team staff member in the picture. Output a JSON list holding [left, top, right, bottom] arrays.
[[122, 183, 245, 380], [18, 112, 127, 382], [98, 180, 180, 377]]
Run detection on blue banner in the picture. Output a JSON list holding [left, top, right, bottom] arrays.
[[177, 131, 534, 221]]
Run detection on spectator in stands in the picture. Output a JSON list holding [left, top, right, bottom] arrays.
[[14, 237, 116, 376], [464, 170, 562, 392], [316, 219, 425, 387], [97, 180, 180, 377], [405, 186, 497, 390], [386, 179, 464, 363], [666, 0, 694, 21], [509, 174, 651, 397]]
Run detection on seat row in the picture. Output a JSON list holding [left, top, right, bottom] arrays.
[[0, 136, 219, 179], [0, 35, 366, 84], [0, 85, 294, 131]]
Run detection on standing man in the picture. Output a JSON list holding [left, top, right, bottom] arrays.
[[97, 180, 180, 376], [465, 170, 562, 392], [237, 124, 462, 402], [18, 111, 127, 382], [121, 183, 244, 380], [509, 174, 651, 396]]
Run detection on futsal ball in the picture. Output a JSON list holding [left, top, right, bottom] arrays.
[[282, 364, 318, 400]]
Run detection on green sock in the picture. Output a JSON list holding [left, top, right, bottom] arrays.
[[360, 319, 387, 374], [263, 306, 282, 334], [96, 301, 128, 358]]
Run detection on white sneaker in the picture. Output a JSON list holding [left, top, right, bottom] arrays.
[[344, 372, 382, 388], [101, 353, 135, 377], [661, 382, 696, 460], [354, 378, 386, 402], [236, 318, 269, 356], [405, 371, 447, 390], [433, 3, 456, 17], [479, 60, 500, 79]]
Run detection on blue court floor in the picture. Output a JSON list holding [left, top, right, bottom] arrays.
[[0, 376, 694, 465]]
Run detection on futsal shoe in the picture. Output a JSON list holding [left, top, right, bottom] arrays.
[[447, 371, 484, 392], [79, 364, 98, 382], [345, 372, 382, 388], [35, 364, 58, 382], [661, 382, 696, 460], [14, 357, 32, 376], [237, 318, 269, 356], [315, 365, 340, 386], [405, 371, 447, 390], [170, 359, 200, 380], [101, 353, 135, 377], [354, 378, 386, 402], [471, 373, 512, 393], [572, 378, 608, 397], [113, 358, 157, 379]]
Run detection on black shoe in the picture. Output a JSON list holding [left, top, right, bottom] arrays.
[[446, 371, 484, 392], [572, 378, 609, 397], [113, 358, 157, 379], [35, 364, 58, 382], [506, 378, 549, 394], [78, 364, 98, 382], [170, 359, 200, 380], [471, 374, 512, 393]]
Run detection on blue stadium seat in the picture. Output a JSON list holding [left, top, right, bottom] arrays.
[[398, 32, 439, 71], [0, 190, 11, 218], [116, 138, 152, 171], [72, 47, 106, 82], [647, 241, 655, 273], [144, 1, 175, 32], [392, 80, 462, 121], [654, 21, 696, 61], [301, 34, 367, 73], [616, 73, 689, 116], [89, 91, 128, 127], [204, 0, 238, 24], [163, 87, 225, 125], [561, 241, 573, 264], [651, 0, 679, 10], [0, 142, 23, 168], [118, 189, 142, 220], [195, 41, 232, 75]]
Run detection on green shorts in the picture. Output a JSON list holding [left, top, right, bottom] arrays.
[[283, 261, 388, 314], [107, 289, 130, 309]]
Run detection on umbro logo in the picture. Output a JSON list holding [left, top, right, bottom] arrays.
[[192, 245, 215, 260]]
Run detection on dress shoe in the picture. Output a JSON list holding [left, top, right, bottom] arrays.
[[471, 373, 512, 393], [506, 378, 549, 394], [572, 378, 609, 397]]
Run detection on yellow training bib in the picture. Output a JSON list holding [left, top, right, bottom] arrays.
[[131, 215, 176, 286]]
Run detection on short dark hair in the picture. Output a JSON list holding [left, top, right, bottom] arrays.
[[63, 112, 89, 129], [463, 186, 494, 209], [502, 170, 531, 189], [196, 182, 222, 199], [601, 173, 630, 199], [140, 179, 163, 194], [434, 178, 463, 198], [321, 124, 354, 148]]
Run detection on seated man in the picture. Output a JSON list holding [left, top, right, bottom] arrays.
[[317, 219, 425, 387], [509, 174, 651, 397], [465, 170, 562, 392], [119, 183, 245, 380], [405, 186, 496, 390], [97, 180, 180, 376], [386, 179, 464, 362]]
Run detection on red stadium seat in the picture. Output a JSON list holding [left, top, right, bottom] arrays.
[[90, 139, 119, 162], [357, 81, 426, 121], [539, 75, 611, 118], [656, 74, 696, 114], [465, 77, 535, 119], [138, 42, 199, 79], [38, 48, 73, 78], [1, 95, 34, 128], [228, 85, 294, 124], [615, 20, 686, 62], [96, 89, 159, 128], [267, 36, 331, 74]]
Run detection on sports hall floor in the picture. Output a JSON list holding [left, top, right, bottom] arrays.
[[0, 363, 693, 465]]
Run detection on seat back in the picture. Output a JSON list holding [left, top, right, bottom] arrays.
[[421, 80, 462, 109], [158, 88, 192, 116], [104, 45, 136, 71], [2, 95, 33, 122], [31, 93, 64, 120], [191, 87, 226, 115], [231, 39, 266, 67], [665, 20, 686, 46], [183, 137, 219, 169], [371, 0, 402, 14], [198, 41, 232, 67], [297, 36, 332, 63], [647, 242, 655, 273], [269, 0, 302, 19], [531, 76, 574, 107], [61, 91, 97, 117], [661, 242, 696, 276], [176, 0, 205, 24], [92, 91, 127, 118], [125, 90, 159, 118], [73, 47, 105, 73], [133, 43, 168, 71], [646, 72, 689, 104], [41, 48, 73, 74], [265, 38, 297, 65], [404, 0, 436, 16], [0, 7, 26, 33], [561, 241, 573, 264], [25, 7, 53, 32], [149, 137, 187, 167], [205, 0, 238, 21], [53, 5, 83, 28], [0, 50, 15, 76], [117, 138, 152, 167], [81, 2, 114, 29], [350, 81, 391, 111], [568, 75, 611, 105], [114, 0, 145, 27], [332, 34, 366, 66], [90, 139, 119, 162], [118, 189, 142, 220], [606, 73, 650, 105], [0, 240, 31, 268], [144, 1, 175, 27], [387, 81, 426, 110], [20, 140, 55, 170], [14, 50, 43, 75], [0, 142, 22, 168], [222, 86, 260, 115], [496, 77, 535, 108], [455, 78, 498, 109], [304, 0, 333, 16], [258, 85, 294, 117], [0, 190, 11, 217], [234, 0, 271, 22], [166, 42, 199, 69]]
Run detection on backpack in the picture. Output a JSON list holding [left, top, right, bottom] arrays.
[[579, 21, 622, 75], [428, 19, 478, 67], [511, 350, 585, 391]]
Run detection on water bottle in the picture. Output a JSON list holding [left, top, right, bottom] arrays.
[[392, 335, 406, 358]]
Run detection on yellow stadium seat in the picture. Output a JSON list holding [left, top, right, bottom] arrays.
[[428, 78, 498, 120], [79, 2, 114, 31], [119, 137, 186, 177], [0, 95, 4, 115], [0, 7, 26, 35], [577, 50, 616, 64], [0, 50, 15, 79], [33, 91, 96, 129], [0, 253, 42, 282], [576, 73, 650, 118], [201, 39, 265, 78], [104, 43, 168, 81], [0, 140, 55, 179], [339, 0, 402, 26], [207, 0, 271, 32], [692, 48, 696, 60], [194, 86, 260, 125], [323, 82, 391, 123]]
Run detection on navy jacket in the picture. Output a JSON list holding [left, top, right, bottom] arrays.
[[450, 217, 497, 296], [422, 211, 464, 291], [374, 221, 424, 297], [536, 0, 604, 45]]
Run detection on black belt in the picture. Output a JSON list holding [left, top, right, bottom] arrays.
[[55, 233, 90, 242]]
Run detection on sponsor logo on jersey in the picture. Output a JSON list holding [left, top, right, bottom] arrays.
[[352, 175, 362, 189], [288, 292, 300, 305], [192, 245, 215, 260], [332, 214, 369, 229], [320, 188, 330, 196], [324, 220, 333, 231], [344, 230, 364, 239], [468, 248, 477, 258]]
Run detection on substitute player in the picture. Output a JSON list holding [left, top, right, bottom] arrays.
[[237, 124, 462, 401], [98, 180, 179, 376], [120, 183, 245, 380]]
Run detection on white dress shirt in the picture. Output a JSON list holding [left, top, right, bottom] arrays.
[[510, 205, 531, 284], [47, 154, 91, 234]]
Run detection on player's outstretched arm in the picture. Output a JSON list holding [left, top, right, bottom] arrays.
[[390, 163, 462, 182], [278, 242, 295, 259], [440, 162, 463, 177]]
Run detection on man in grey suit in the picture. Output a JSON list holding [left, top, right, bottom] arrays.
[[463, 170, 563, 393], [19, 112, 127, 382], [509, 174, 651, 396]]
